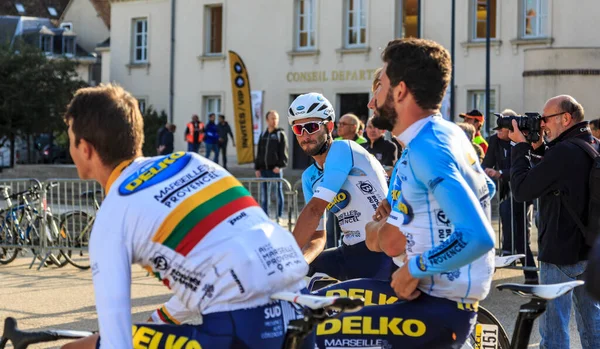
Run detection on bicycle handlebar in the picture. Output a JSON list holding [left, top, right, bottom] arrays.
[[0, 317, 93, 349]]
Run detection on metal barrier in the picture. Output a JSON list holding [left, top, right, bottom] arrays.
[[492, 182, 540, 273], [237, 177, 296, 232]]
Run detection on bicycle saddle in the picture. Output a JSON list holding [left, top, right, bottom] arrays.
[[495, 254, 526, 268], [271, 292, 364, 313], [496, 280, 585, 300]]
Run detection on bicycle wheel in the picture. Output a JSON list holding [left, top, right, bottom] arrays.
[[0, 214, 20, 265], [462, 306, 511, 349], [59, 211, 92, 270]]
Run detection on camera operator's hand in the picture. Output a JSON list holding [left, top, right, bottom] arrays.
[[484, 168, 501, 179], [508, 120, 527, 144]]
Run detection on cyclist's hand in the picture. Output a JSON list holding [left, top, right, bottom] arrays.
[[373, 199, 391, 221], [391, 263, 421, 301]]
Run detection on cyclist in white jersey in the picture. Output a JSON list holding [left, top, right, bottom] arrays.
[[288, 93, 395, 282], [312, 38, 497, 348], [60, 84, 308, 349]]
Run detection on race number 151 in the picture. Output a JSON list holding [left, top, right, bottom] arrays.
[[475, 323, 498, 349]]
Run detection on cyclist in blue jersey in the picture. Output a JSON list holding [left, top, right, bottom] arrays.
[[288, 93, 395, 281], [314, 38, 497, 348]]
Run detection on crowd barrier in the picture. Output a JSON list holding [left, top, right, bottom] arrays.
[[0, 176, 538, 272]]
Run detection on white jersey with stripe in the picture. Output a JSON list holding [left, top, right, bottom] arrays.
[[302, 140, 389, 245], [386, 115, 496, 304], [90, 152, 307, 348]]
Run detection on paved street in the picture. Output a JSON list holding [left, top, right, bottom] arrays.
[[0, 255, 583, 349]]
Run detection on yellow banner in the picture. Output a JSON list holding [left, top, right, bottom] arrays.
[[228, 51, 254, 164]]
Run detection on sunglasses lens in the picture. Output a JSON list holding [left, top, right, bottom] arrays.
[[304, 122, 321, 134], [292, 125, 303, 135]]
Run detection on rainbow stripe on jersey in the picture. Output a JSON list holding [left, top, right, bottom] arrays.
[[152, 176, 259, 255]]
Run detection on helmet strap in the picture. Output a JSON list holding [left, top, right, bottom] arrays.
[[314, 132, 332, 156]]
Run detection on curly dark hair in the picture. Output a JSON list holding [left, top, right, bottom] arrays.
[[382, 38, 452, 110]]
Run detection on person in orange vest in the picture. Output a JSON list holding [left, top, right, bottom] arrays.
[[184, 114, 204, 153], [459, 109, 488, 153]]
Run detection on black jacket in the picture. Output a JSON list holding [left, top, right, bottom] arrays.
[[217, 121, 234, 145], [511, 121, 598, 265], [255, 128, 288, 170], [362, 136, 399, 167], [482, 134, 512, 201], [156, 126, 174, 155]]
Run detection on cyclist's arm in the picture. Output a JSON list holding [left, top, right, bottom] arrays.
[[407, 144, 495, 278], [293, 141, 353, 249], [89, 215, 133, 348], [295, 169, 327, 262]]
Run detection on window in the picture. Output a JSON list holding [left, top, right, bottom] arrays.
[[48, 7, 58, 17], [345, 0, 367, 48], [468, 89, 496, 135], [523, 0, 548, 38], [204, 96, 221, 121], [472, 0, 496, 40], [41, 35, 53, 54], [15, 3, 25, 14], [63, 36, 75, 56], [205, 5, 223, 54], [132, 18, 148, 63], [396, 0, 420, 38], [295, 0, 316, 50], [60, 22, 73, 31], [137, 98, 146, 114]]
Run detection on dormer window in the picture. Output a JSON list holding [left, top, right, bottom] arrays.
[[40, 35, 52, 54], [63, 36, 75, 56], [15, 3, 25, 14], [48, 7, 58, 17]]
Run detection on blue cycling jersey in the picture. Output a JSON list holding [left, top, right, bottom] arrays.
[[387, 114, 496, 304], [302, 140, 388, 246]]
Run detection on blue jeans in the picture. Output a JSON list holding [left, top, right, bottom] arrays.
[[187, 142, 199, 153], [205, 143, 219, 163], [539, 260, 600, 349], [260, 169, 284, 218]]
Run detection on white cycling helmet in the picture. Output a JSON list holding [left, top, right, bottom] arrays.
[[287, 93, 335, 125]]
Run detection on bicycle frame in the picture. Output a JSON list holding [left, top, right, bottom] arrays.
[[510, 298, 547, 349]]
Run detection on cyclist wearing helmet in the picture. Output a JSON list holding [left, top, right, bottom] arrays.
[[289, 92, 395, 281]]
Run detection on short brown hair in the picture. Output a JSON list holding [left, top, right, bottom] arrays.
[[382, 38, 452, 110], [64, 83, 144, 167]]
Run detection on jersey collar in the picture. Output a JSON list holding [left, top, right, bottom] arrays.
[[396, 114, 438, 146], [105, 159, 135, 194]]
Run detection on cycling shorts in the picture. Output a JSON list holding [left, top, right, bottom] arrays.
[[312, 279, 477, 348], [95, 300, 314, 349], [308, 241, 396, 281]]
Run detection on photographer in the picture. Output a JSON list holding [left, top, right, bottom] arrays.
[[509, 95, 600, 349]]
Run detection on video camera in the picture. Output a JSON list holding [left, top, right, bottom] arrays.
[[493, 112, 542, 143]]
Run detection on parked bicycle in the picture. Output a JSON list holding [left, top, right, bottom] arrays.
[[0, 182, 66, 267], [58, 189, 102, 270]]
